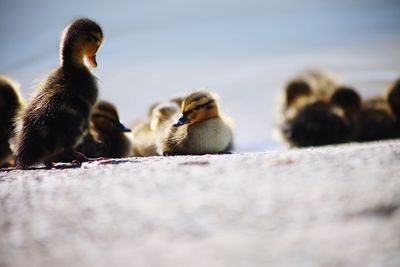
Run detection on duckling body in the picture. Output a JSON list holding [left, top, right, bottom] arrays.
[[163, 117, 232, 155], [162, 90, 233, 155], [0, 76, 24, 167], [11, 18, 103, 169]]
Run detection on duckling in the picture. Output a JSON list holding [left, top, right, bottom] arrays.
[[132, 100, 181, 156], [280, 70, 339, 122], [161, 90, 234, 155], [356, 96, 397, 142], [281, 100, 351, 147], [300, 70, 339, 98], [386, 78, 400, 123], [330, 86, 362, 130], [0, 76, 24, 167], [86, 100, 132, 158], [11, 18, 103, 169]]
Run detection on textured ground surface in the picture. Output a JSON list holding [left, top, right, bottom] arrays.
[[1, 140, 400, 267]]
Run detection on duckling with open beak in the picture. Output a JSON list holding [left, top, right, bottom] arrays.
[[11, 18, 104, 169]]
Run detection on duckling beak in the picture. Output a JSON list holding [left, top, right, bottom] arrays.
[[117, 122, 131, 132], [87, 54, 97, 68], [174, 114, 190, 127]]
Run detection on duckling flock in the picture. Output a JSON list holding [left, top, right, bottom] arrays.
[[1, 18, 399, 169], [279, 71, 400, 147]]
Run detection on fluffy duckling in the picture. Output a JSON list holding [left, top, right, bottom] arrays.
[[356, 96, 397, 142], [280, 70, 339, 123], [86, 100, 132, 158], [162, 90, 234, 155], [330, 86, 362, 133], [281, 100, 351, 147], [0, 76, 24, 167], [132, 100, 181, 156], [386, 78, 400, 123], [285, 70, 339, 106], [11, 18, 103, 169], [279, 76, 351, 147]]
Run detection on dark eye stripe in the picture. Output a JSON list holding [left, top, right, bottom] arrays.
[[183, 99, 214, 116]]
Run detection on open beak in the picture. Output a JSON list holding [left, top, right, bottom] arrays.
[[87, 54, 97, 68], [116, 122, 131, 132], [173, 114, 190, 127]]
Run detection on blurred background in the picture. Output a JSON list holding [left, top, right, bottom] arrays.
[[1, 0, 400, 151]]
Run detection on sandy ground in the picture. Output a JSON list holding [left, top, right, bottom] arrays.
[[1, 140, 400, 267]]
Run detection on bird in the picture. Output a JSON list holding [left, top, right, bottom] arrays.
[[330, 86, 362, 137], [279, 73, 351, 147], [161, 90, 234, 155], [279, 70, 340, 124], [131, 100, 181, 156], [85, 100, 132, 158], [386, 78, 400, 123], [356, 96, 397, 142], [281, 100, 352, 147], [11, 18, 104, 169], [0, 76, 24, 167]]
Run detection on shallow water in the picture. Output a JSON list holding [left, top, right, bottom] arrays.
[[1, 0, 400, 152]]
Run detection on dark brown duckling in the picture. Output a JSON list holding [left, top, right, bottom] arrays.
[[386, 79, 400, 125], [86, 100, 132, 158], [356, 96, 397, 142], [330, 86, 362, 137], [281, 100, 351, 147], [11, 18, 104, 169], [0, 76, 24, 167]]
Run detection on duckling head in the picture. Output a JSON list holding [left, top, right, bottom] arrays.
[[91, 101, 131, 133], [60, 18, 103, 68], [174, 90, 219, 127], [149, 102, 181, 131], [285, 79, 313, 109], [330, 86, 362, 121]]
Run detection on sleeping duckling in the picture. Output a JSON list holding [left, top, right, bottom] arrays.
[[161, 90, 234, 155], [132, 100, 181, 156], [11, 18, 103, 169], [0, 76, 24, 167]]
